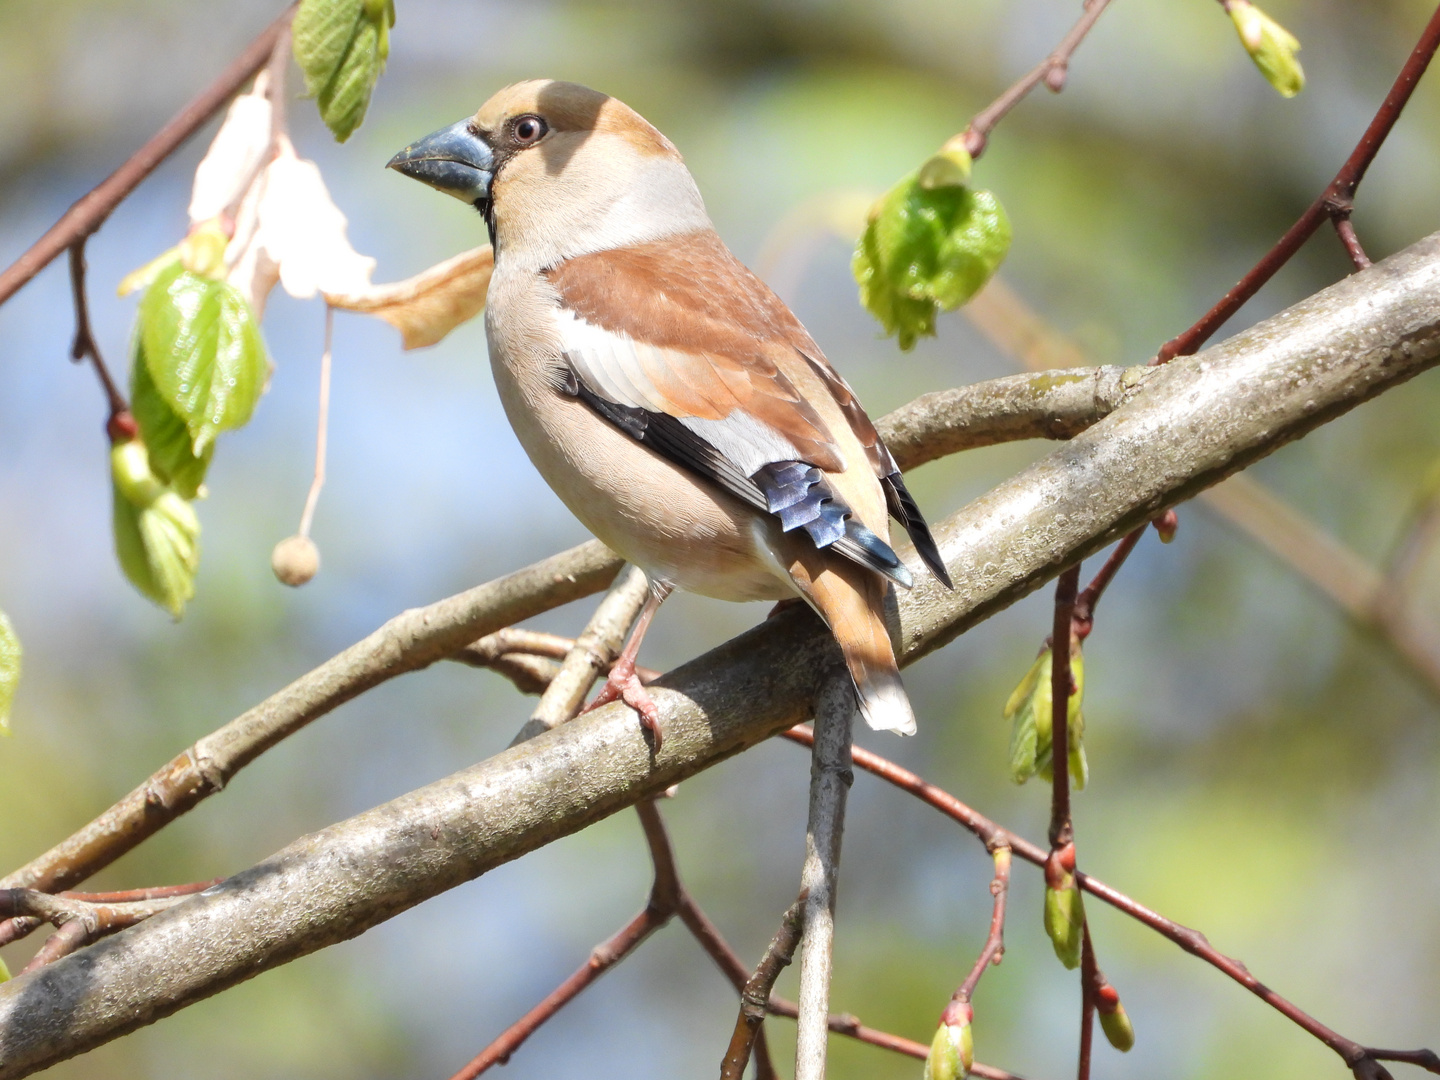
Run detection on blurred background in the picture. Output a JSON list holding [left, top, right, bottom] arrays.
[[1, 0, 1439, 1077]]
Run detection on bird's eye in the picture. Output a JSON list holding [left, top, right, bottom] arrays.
[[512, 115, 547, 145]]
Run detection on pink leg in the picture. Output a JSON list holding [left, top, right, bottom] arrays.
[[581, 579, 672, 747]]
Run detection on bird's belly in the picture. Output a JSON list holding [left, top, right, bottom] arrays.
[[485, 332, 793, 604]]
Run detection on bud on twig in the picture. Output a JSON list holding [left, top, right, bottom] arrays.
[[924, 1001, 974, 1080], [1225, 0, 1305, 98], [1043, 844, 1084, 969], [1152, 508, 1179, 543], [918, 136, 973, 191], [1097, 997, 1135, 1052]]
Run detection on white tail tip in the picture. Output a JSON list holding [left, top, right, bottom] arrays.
[[852, 671, 917, 736]]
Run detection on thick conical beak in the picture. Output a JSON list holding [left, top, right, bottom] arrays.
[[387, 120, 494, 207]]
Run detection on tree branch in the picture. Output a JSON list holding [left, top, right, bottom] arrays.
[[720, 893, 805, 1080], [0, 366, 1137, 898], [3, 233, 1440, 1074], [793, 674, 854, 1080]]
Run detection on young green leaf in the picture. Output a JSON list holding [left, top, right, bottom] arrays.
[[112, 440, 202, 618], [139, 262, 268, 456], [1044, 878, 1085, 969], [130, 338, 212, 500], [853, 171, 1011, 349], [293, 0, 395, 142], [1003, 644, 1087, 788], [0, 609, 21, 732]]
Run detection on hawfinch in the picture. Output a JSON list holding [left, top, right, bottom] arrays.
[[389, 80, 951, 740]]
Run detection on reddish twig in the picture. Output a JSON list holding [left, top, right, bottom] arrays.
[[761, 996, 1029, 1080], [0, 887, 191, 973], [0, 4, 298, 309], [780, 727, 1439, 1079], [963, 0, 1117, 158], [447, 803, 680, 1080], [1071, 528, 1143, 637], [954, 846, 1013, 1006], [1334, 216, 1373, 270], [720, 893, 806, 1080], [1156, 3, 1440, 361], [21, 921, 89, 975], [1078, 926, 1097, 1080], [448, 801, 776, 1080], [66, 240, 130, 437], [1048, 565, 1081, 850], [58, 878, 222, 903]]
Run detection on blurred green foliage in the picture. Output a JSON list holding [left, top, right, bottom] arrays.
[[0, 1, 1438, 1079]]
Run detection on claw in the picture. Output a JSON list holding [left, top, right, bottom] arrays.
[[580, 663, 664, 750]]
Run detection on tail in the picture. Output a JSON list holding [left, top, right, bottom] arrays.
[[787, 552, 917, 736]]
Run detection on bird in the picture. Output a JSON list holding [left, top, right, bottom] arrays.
[[388, 79, 951, 742]]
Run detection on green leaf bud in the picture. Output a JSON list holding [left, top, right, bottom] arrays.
[[293, 0, 394, 142], [117, 246, 181, 298], [111, 440, 201, 617], [1227, 0, 1304, 98], [918, 137, 973, 191], [0, 609, 21, 732], [853, 171, 1010, 350], [1098, 999, 1135, 1052], [1043, 874, 1085, 970], [924, 1004, 973, 1080], [180, 218, 232, 280], [1004, 643, 1086, 788]]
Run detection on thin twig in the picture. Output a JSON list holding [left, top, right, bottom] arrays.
[[0, 4, 299, 308], [794, 673, 856, 1080], [66, 240, 128, 428], [1048, 566, 1081, 850], [58, 879, 222, 903], [963, 0, 1117, 158], [1071, 528, 1143, 637], [720, 893, 806, 1080], [1078, 925, 1097, 1080], [782, 728, 1440, 1080], [955, 845, 1012, 1006], [1156, 2, 1440, 361], [448, 802, 680, 1080], [1334, 216, 1374, 270]]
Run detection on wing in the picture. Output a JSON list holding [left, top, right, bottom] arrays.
[[552, 362, 911, 588], [796, 351, 953, 589]]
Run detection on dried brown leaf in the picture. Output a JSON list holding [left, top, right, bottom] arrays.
[[325, 244, 493, 349]]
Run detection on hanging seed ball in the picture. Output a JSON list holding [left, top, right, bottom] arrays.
[[271, 535, 320, 587]]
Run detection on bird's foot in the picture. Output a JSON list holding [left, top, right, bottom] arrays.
[[581, 662, 664, 750]]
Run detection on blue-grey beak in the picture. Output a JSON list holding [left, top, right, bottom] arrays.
[[387, 120, 494, 207]]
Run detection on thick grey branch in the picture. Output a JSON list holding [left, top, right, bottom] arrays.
[[3, 234, 1440, 1076], [0, 369, 1133, 898]]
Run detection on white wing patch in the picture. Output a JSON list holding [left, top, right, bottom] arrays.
[[553, 307, 810, 476]]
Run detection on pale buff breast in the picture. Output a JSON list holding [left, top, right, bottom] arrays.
[[483, 267, 796, 602]]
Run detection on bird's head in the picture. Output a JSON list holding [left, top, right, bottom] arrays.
[[388, 80, 710, 268]]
